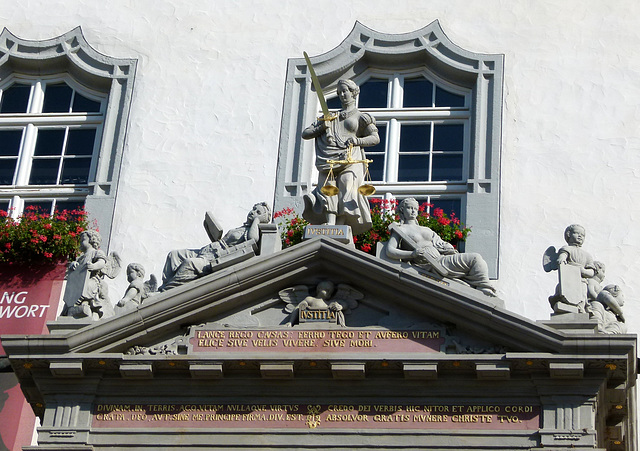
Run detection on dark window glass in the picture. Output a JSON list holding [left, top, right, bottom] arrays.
[[0, 84, 31, 113], [326, 96, 341, 110], [399, 124, 431, 152], [358, 79, 388, 108], [435, 86, 465, 108], [431, 154, 463, 181], [365, 124, 386, 181], [0, 200, 9, 212], [433, 124, 464, 151], [403, 78, 433, 107], [55, 199, 85, 212], [398, 155, 429, 182], [42, 84, 73, 113], [66, 129, 96, 156], [0, 130, 24, 156], [72, 93, 101, 113], [34, 129, 65, 156], [0, 160, 17, 185], [60, 158, 91, 184], [29, 159, 59, 185], [23, 201, 52, 214], [431, 198, 462, 218]]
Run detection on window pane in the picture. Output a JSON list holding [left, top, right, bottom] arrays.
[[435, 86, 465, 108], [0, 84, 31, 113], [72, 93, 101, 113], [34, 129, 66, 156], [0, 200, 9, 212], [403, 78, 433, 107], [29, 159, 60, 184], [326, 96, 341, 110], [66, 129, 96, 156], [0, 160, 17, 185], [365, 124, 386, 181], [0, 130, 23, 156], [60, 158, 91, 184], [23, 201, 53, 215], [358, 79, 388, 108], [42, 83, 73, 113], [433, 124, 464, 151], [55, 199, 85, 212], [399, 124, 431, 152], [431, 154, 463, 181], [398, 155, 429, 182], [431, 198, 461, 218]]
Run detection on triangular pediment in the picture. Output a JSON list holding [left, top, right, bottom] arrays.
[[4, 238, 627, 360]]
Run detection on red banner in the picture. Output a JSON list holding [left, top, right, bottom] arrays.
[[0, 263, 66, 451]]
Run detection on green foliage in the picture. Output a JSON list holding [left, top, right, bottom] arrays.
[[0, 206, 89, 265]]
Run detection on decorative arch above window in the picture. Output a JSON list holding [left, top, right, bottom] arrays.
[[0, 27, 136, 249], [274, 21, 503, 277]]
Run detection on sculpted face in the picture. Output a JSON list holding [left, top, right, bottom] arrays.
[[400, 200, 419, 222], [337, 84, 354, 107], [247, 204, 270, 223], [567, 226, 585, 246]]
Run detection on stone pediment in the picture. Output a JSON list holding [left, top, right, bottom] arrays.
[[2, 238, 632, 361], [2, 238, 636, 451]]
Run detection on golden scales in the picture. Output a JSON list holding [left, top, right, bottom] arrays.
[[320, 142, 376, 197]]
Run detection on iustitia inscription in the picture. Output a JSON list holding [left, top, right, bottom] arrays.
[[190, 329, 445, 353], [93, 403, 540, 430]]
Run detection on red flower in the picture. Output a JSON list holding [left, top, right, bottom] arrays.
[[285, 238, 291, 245], [53, 234, 62, 240], [44, 252, 53, 258], [0, 210, 7, 218], [370, 232, 379, 241], [437, 217, 451, 226], [287, 229, 294, 237], [43, 223, 53, 229], [31, 238, 39, 244], [353, 236, 358, 243], [433, 208, 444, 218], [40, 235, 47, 242], [455, 230, 463, 239], [361, 243, 372, 253], [4, 243, 10, 250], [76, 226, 84, 233]]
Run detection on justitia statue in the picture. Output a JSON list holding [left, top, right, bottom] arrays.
[[385, 198, 495, 296], [302, 79, 379, 235]]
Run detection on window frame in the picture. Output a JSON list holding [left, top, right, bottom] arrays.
[[274, 21, 504, 277], [0, 27, 137, 248]]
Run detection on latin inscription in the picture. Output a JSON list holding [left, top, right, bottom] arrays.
[[93, 403, 539, 430], [190, 329, 445, 353]]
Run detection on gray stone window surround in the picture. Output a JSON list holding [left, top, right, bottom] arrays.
[[274, 21, 504, 277], [0, 26, 137, 249]]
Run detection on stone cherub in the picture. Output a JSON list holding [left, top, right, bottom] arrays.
[[114, 263, 157, 314], [160, 202, 271, 290], [302, 79, 380, 235], [65, 230, 121, 321], [543, 224, 597, 313], [279, 281, 363, 327], [544, 224, 627, 334], [384, 198, 495, 296]]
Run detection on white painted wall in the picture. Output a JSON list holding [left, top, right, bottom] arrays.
[[2, 1, 639, 329]]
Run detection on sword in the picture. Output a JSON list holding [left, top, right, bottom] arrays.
[[304, 52, 337, 144]]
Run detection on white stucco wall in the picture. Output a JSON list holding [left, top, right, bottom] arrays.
[[2, 0, 640, 329]]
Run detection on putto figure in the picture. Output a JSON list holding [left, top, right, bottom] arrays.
[[160, 202, 271, 290], [302, 79, 379, 235], [115, 263, 157, 314], [384, 198, 495, 296], [66, 230, 121, 320], [543, 224, 597, 313], [543, 224, 627, 333]]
